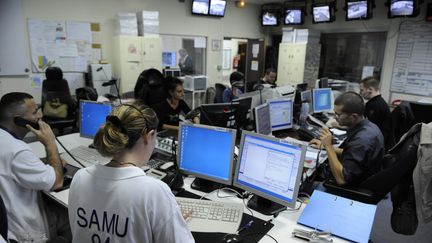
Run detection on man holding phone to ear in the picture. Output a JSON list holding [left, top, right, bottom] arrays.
[[0, 92, 69, 243]]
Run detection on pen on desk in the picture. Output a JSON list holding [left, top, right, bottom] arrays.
[[237, 220, 254, 234]]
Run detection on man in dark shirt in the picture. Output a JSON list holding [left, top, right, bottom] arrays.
[[311, 92, 385, 186], [255, 68, 277, 90], [359, 77, 390, 137]]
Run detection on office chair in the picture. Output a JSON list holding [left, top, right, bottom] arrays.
[[204, 87, 216, 104], [42, 67, 77, 135], [134, 68, 166, 107], [246, 80, 258, 92], [0, 194, 7, 240], [323, 125, 420, 234], [214, 83, 227, 103]]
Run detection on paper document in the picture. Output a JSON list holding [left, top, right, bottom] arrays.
[[298, 190, 377, 243]]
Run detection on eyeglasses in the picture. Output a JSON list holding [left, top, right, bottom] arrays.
[[334, 112, 351, 118]]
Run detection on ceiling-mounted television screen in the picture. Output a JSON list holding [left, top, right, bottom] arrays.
[[346, 0, 371, 20], [262, 11, 279, 26], [209, 0, 227, 16], [389, 0, 416, 17], [284, 8, 303, 25], [312, 4, 334, 23], [192, 0, 210, 15]]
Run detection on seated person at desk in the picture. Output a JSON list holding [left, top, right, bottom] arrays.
[[359, 77, 390, 140], [153, 76, 199, 131], [68, 102, 194, 242], [0, 92, 69, 242], [310, 92, 385, 186], [222, 71, 244, 103], [255, 67, 277, 89]]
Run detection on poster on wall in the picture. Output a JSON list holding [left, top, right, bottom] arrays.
[[390, 22, 432, 96], [28, 19, 100, 73]]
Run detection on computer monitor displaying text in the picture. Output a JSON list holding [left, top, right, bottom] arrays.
[[79, 100, 113, 138], [233, 131, 306, 215], [254, 103, 271, 136], [267, 98, 294, 131], [312, 88, 333, 113], [178, 123, 236, 192]]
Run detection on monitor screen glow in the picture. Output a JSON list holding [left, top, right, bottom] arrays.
[[192, 0, 210, 15], [80, 101, 113, 138], [284, 9, 302, 25], [209, 0, 226, 16], [268, 98, 294, 131], [162, 51, 177, 67], [390, 0, 414, 16], [313, 5, 331, 23], [347, 1, 368, 19], [312, 88, 333, 113], [262, 11, 278, 26], [233, 132, 306, 209], [178, 123, 236, 185]]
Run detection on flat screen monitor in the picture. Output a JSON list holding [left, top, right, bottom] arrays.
[[79, 100, 113, 138], [209, 0, 226, 17], [233, 131, 306, 215], [192, 0, 210, 15], [233, 96, 253, 126], [254, 103, 271, 136], [178, 123, 236, 192], [162, 51, 177, 67], [389, 0, 415, 17], [312, 5, 332, 23], [346, 0, 370, 20], [312, 88, 333, 113], [262, 11, 279, 26], [200, 103, 240, 129], [284, 9, 303, 25], [267, 98, 294, 131]]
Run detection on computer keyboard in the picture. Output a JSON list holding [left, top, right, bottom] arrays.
[[141, 158, 165, 172], [62, 145, 110, 167], [176, 197, 244, 233]]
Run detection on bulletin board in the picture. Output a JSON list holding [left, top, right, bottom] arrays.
[[27, 19, 102, 73], [390, 22, 432, 96]]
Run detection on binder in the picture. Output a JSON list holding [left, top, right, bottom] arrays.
[[297, 190, 377, 243]]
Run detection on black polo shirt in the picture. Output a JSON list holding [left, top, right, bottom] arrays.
[[340, 119, 385, 185], [365, 95, 390, 133], [152, 99, 191, 131]]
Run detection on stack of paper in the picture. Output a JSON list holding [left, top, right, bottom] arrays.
[[137, 11, 159, 37], [116, 12, 138, 36]]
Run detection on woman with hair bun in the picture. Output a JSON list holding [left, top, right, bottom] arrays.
[[67, 102, 194, 243]]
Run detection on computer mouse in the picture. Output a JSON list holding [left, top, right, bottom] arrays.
[[221, 234, 244, 243]]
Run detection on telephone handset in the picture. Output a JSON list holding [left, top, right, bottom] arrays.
[[14, 117, 40, 130]]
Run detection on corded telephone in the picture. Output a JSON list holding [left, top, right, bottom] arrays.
[[297, 115, 327, 141]]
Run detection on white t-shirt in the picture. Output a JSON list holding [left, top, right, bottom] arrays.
[[0, 128, 56, 243], [68, 164, 195, 243]]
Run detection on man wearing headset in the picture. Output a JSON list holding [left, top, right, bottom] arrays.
[[0, 92, 69, 243]]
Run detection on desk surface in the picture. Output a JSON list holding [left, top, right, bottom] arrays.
[[28, 133, 348, 243]]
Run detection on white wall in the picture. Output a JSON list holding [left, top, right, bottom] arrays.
[[0, 0, 264, 100], [273, 1, 430, 103]]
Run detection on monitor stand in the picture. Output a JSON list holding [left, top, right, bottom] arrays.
[[247, 195, 286, 216], [190, 178, 221, 193]]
